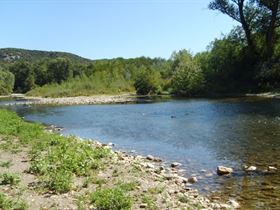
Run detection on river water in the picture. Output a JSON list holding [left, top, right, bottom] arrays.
[[1, 97, 280, 209]]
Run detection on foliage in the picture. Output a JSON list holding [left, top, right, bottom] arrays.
[[0, 70, 14, 95], [0, 193, 28, 210], [9, 62, 35, 93], [46, 58, 72, 84], [171, 50, 205, 96], [134, 66, 162, 95], [90, 187, 132, 210]]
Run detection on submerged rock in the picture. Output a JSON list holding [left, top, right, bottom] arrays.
[[171, 162, 181, 168], [217, 166, 233, 175], [146, 155, 162, 162], [188, 176, 198, 184]]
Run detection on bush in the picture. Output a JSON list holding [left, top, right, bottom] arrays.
[[91, 187, 132, 210]]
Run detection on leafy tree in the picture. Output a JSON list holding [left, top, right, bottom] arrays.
[[0, 70, 15, 95], [209, 0, 280, 59], [171, 50, 205, 96], [134, 67, 161, 95], [47, 58, 72, 84], [9, 62, 35, 93]]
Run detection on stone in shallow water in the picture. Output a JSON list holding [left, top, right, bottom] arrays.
[[268, 166, 277, 171], [217, 166, 233, 175], [188, 176, 198, 184], [171, 162, 181, 168], [247, 166, 257, 171]]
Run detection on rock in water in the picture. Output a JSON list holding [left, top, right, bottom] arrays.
[[268, 166, 277, 171], [246, 166, 257, 171], [171, 162, 181, 168], [188, 176, 198, 183], [217, 166, 233, 175]]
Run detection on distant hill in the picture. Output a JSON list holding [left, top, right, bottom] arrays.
[[0, 48, 92, 64]]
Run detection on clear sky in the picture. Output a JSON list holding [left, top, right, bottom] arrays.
[[0, 0, 236, 59]]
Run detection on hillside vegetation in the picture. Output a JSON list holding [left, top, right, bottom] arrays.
[[0, 1, 280, 97]]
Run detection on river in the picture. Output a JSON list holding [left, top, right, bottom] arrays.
[[1, 97, 280, 209]]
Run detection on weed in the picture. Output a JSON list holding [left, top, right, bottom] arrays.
[[147, 187, 164, 194], [0, 173, 20, 186], [0, 193, 28, 210], [90, 187, 132, 210], [142, 195, 157, 210], [117, 181, 140, 192]]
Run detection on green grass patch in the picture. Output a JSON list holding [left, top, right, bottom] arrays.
[[0, 109, 111, 194], [90, 187, 132, 210], [0, 173, 20, 186], [0, 193, 27, 210]]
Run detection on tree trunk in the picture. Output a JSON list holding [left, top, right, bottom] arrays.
[[265, 1, 279, 59], [238, 0, 256, 54]]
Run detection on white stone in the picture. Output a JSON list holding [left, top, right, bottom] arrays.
[[217, 166, 233, 175]]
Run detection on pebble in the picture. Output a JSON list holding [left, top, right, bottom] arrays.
[[140, 203, 148, 208], [146, 163, 155, 169], [268, 166, 277, 171], [228, 199, 240, 208]]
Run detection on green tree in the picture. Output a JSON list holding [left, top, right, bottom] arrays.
[[209, 0, 280, 59], [47, 58, 72, 84], [0, 70, 15, 95], [134, 67, 161, 95], [170, 50, 205, 96], [9, 62, 35, 93]]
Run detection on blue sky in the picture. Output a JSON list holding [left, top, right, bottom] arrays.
[[0, 0, 236, 59]]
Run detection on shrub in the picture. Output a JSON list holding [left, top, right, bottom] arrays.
[[90, 187, 132, 210]]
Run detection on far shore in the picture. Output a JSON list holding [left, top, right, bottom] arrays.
[[0, 92, 279, 106]]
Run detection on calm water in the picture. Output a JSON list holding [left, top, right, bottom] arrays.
[[1, 97, 280, 209]]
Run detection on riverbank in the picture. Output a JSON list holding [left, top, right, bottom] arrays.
[[1, 91, 279, 106], [0, 109, 239, 209], [246, 92, 280, 99]]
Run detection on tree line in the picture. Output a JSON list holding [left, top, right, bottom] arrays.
[[0, 0, 279, 97]]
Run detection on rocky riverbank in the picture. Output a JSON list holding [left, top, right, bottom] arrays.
[[21, 94, 139, 105], [246, 92, 280, 99], [0, 109, 239, 209]]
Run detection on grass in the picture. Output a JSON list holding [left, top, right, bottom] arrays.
[[0, 160, 13, 168], [90, 186, 132, 210], [142, 195, 157, 210], [0, 193, 28, 210], [0, 109, 111, 193], [0, 173, 20, 186]]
